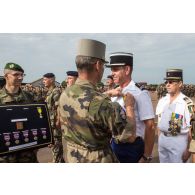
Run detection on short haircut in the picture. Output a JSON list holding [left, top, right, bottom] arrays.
[[75, 55, 100, 72]]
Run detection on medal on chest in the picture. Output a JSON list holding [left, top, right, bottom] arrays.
[[168, 113, 183, 136]]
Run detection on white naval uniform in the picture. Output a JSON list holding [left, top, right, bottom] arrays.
[[156, 92, 192, 163], [111, 80, 155, 138]]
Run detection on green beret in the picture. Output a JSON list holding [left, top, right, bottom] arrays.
[[4, 62, 24, 73]]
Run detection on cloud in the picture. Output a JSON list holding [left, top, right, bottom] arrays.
[[0, 33, 195, 84]]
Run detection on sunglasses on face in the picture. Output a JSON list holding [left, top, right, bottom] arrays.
[[164, 80, 179, 85]]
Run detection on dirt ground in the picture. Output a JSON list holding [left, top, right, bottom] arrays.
[[37, 92, 195, 163]]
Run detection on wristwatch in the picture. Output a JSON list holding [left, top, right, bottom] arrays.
[[142, 154, 153, 162]]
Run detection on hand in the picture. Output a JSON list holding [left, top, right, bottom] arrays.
[[104, 87, 122, 97], [138, 157, 146, 163], [182, 149, 191, 162], [139, 155, 153, 163], [128, 134, 137, 143], [48, 144, 54, 148], [124, 93, 135, 108]]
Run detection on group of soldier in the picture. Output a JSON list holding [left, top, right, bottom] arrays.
[[0, 64, 79, 163], [156, 83, 195, 99], [0, 38, 195, 163]]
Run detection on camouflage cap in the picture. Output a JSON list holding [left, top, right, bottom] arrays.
[[4, 62, 24, 73], [164, 69, 183, 81], [77, 39, 108, 63]]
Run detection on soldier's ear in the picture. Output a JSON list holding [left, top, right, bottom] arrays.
[[125, 65, 131, 75], [96, 60, 102, 71], [179, 81, 183, 88]]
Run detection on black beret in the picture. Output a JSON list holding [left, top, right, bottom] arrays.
[[43, 73, 55, 78], [66, 71, 78, 77]]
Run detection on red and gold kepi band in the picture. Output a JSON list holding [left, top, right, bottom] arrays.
[[16, 122, 23, 130]]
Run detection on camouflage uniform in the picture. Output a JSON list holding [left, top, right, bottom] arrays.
[[45, 86, 64, 163], [0, 87, 38, 163], [59, 79, 134, 163]]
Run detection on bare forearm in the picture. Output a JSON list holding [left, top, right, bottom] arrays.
[[126, 107, 136, 134], [144, 121, 155, 156]]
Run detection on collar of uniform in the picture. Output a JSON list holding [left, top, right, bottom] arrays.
[[123, 80, 136, 92], [47, 85, 55, 93], [2, 86, 21, 97], [175, 92, 186, 103], [166, 92, 185, 104], [75, 78, 96, 89]]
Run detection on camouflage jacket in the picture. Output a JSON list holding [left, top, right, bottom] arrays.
[[59, 79, 134, 150], [0, 87, 34, 104], [45, 86, 61, 127], [0, 87, 37, 163]]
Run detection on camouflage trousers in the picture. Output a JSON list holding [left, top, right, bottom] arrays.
[[51, 128, 65, 163], [66, 141, 119, 163], [0, 150, 38, 163]]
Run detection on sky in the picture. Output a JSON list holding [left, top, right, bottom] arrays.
[[1, 33, 195, 85]]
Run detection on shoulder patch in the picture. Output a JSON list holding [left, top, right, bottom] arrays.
[[183, 96, 194, 105], [184, 97, 195, 114], [135, 83, 145, 91]]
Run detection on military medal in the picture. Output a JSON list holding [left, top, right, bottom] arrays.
[[41, 128, 47, 139], [31, 129, 38, 141], [22, 130, 29, 142], [123, 95, 126, 101], [3, 133, 11, 146], [168, 113, 183, 136], [37, 107, 43, 118], [16, 122, 23, 130], [13, 132, 20, 144]]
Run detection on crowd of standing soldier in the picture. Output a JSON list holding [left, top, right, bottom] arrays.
[[156, 83, 195, 99]]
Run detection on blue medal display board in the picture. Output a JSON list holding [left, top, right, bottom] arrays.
[[0, 103, 53, 156]]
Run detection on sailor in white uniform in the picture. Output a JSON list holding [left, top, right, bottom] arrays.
[[156, 69, 194, 163]]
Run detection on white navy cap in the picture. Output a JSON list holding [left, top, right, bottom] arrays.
[[106, 52, 133, 67]]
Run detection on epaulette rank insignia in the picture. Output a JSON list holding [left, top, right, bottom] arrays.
[[135, 83, 145, 90], [183, 97, 194, 114]]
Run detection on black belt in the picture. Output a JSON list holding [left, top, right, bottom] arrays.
[[162, 132, 187, 137], [67, 141, 109, 151], [163, 132, 174, 137]]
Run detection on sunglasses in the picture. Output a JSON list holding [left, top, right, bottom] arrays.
[[164, 80, 179, 85]]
